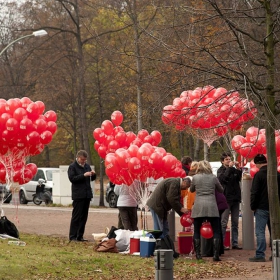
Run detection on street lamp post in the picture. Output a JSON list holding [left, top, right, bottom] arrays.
[[0, 29, 48, 57]]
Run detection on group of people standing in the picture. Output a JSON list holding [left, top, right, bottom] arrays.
[[66, 149, 280, 263]]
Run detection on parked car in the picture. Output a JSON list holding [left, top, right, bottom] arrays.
[[19, 168, 59, 204], [0, 183, 12, 204], [105, 182, 118, 208]]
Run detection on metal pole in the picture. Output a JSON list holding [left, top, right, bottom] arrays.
[[273, 240, 280, 279], [241, 173, 255, 250], [167, 209, 175, 242], [154, 249, 173, 280]]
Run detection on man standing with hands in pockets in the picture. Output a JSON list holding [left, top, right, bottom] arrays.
[[68, 150, 96, 242], [217, 152, 242, 250]]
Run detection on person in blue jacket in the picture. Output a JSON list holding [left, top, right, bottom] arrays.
[[68, 150, 96, 242]]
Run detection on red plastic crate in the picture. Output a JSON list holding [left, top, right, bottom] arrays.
[[177, 231, 194, 254], [224, 228, 230, 248]]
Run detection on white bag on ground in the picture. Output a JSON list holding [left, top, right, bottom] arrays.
[[115, 229, 131, 252]]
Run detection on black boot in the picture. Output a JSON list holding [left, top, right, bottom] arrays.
[[194, 239, 202, 260], [213, 238, 221, 261]]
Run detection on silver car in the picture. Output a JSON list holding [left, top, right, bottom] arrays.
[[19, 168, 59, 204]]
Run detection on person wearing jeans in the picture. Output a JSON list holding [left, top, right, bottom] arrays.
[[147, 178, 189, 238], [249, 154, 280, 262], [217, 152, 242, 250]]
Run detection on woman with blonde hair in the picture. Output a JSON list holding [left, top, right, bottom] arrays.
[[190, 160, 224, 261]]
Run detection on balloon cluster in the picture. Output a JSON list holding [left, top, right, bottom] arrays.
[[162, 86, 257, 146], [231, 126, 280, 176], [0, 98, 57, 186], [93, 111, 186, 185]]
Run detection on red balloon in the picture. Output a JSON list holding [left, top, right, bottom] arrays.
[[22, 168, 34, 184], [97, 145, 107, 159], [107, 140, 120, 153], [44, 110, 57, 122], [246, 126, 259, 143], [148, 152, 163, 170], [128, 157, 142, 174], [276, 136, 280, 157], [137, 145, 153, 166], [35, 119, 47, 134], [35, 101, 45, 115], [6, 118, 19, 134], [27, 131, 41, 146], [143, 135, 154, 145], [0, 113, 11, 130], [113, 126, 124, 136], [116, 149, 131, 168], [125, 131, 137, 146], [40, 131, 53, 145], [137, 129, 149, 141], [115, 131, 127, 146], [26, 163, 38, 176], [111, 111, 123, 126], [101, 120, 114, 135], [127, 144, 139, 157], [231, 135, 246, 152], [0, 168, 6, 183], [26, 102, 40, 120], [162, 154, 177, 172], [20, 97, 32, 108], [150, 130, 162, 146], [19, 118, 34, 135], [239, 142, 259, 159], [200, 222, 213, 239], [105, 153, 121, 174], [0, 102, 6, 115], [94, 140, 101, 151], [13, 107, 27, 121], [0, 144, 8, 155], [6, 98, 21, 114], [93, 128, 105, 142], [180, 213, 194, 227], [46, 121, 57, 135], [250, 166, 259, 178]]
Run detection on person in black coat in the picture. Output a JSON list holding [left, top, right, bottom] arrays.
[[249, 154, 280, 262], [217, 152, 242, 250], [68, 150, 96, 242]]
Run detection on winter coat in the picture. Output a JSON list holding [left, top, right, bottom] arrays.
[[190, 173, 223, 218], [68, 161, 96, 200], [217, 165, 242, 203], [250, 165, 280, 211], [146, 178, 183, 219], [215, 190, 228, 211], [114, 184, 138, 207]]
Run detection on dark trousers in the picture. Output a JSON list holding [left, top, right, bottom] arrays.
[[118, 206, 138, 231], [69, 198, 91, 240], [193, 216, 221, 240]]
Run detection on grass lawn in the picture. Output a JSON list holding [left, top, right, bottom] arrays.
[[0, 234, 243, 280]]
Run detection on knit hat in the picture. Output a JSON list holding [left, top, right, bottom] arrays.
[[253, 154, 267, 164]]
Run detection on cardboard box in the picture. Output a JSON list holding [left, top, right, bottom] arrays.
[[177, 232, 194, 254]]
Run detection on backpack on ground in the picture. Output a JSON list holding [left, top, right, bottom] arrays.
[[155, 234, 180, 259]]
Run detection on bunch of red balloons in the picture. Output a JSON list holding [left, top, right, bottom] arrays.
[[162, 85, 257, 143], [93, 111, 186, 185], [0, 97, 57, 185], [231, 126, 280, 176]]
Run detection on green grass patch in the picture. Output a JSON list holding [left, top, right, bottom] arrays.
[[0, 234, 246, 279]]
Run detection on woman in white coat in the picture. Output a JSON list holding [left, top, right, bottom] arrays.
[[114, 183, 138, 231]]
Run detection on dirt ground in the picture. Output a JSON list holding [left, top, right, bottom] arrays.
[[1, 203, 274, 280]]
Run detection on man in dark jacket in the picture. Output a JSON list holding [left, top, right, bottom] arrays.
[[249, 154, 280, 262], [68, 150, 96, 242], [146, 177, 189, 237], [217, 152, 242, 250]]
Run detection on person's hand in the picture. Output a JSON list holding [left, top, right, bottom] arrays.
[[229, 161, 235, 167], [84, 171, 93, 177], [181, 208, 189, 214]]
